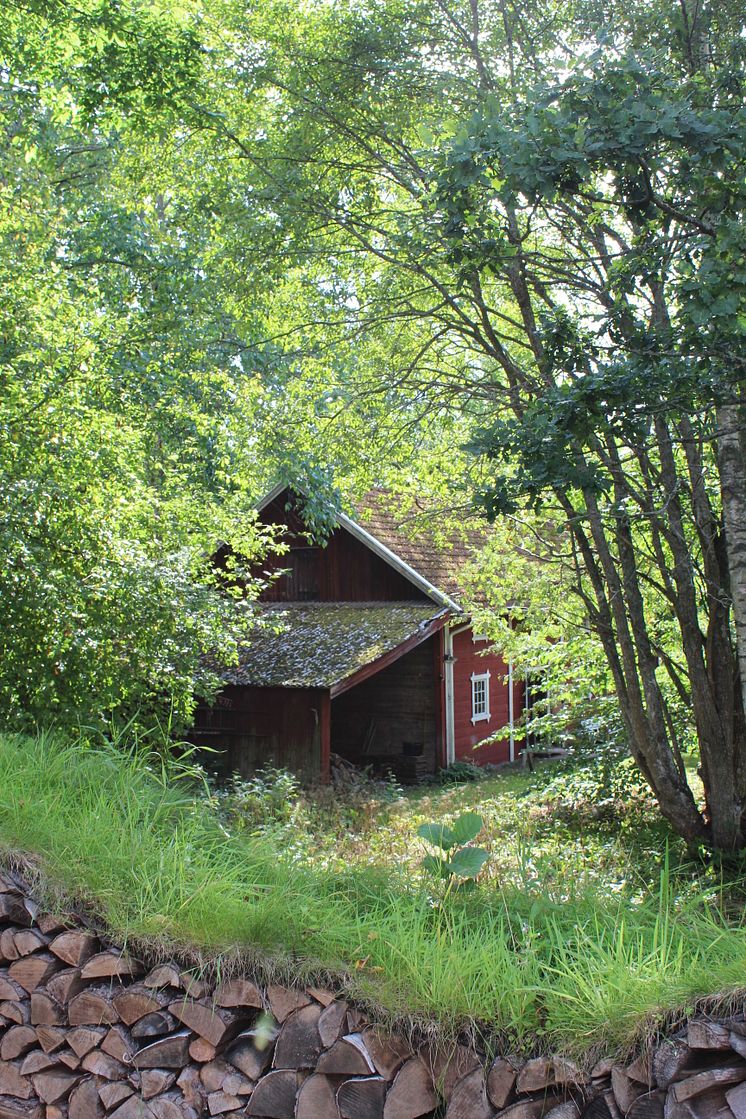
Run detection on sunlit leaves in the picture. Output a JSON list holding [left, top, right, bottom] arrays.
[[418, 813, 488, 882], [0, 3, 266, 733]]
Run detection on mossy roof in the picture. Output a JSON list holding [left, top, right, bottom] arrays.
[[224, 602, 448, 689]]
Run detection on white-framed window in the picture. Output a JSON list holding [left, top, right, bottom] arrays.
[[471, 671, 491, 724], [472, 632, 489, 643]]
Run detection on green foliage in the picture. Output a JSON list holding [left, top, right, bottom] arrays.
[[2, 0, 745, 851], [524, 741, 658, 828], [439, 51, 746, 506], [158, 0, 746, 850], [216, 764, 403, 852], [217, 767, 302, 831], [450, 811, 485, 846], [1, 0, 204, 124], [418, 811, 488, 882], [217, 740, 701, 917], [463, 514, 622, 747], [417, 823, 457, 850], [0, 2, 273, 732], [446, 845, 490, 879], [436, 761, 484, 784]]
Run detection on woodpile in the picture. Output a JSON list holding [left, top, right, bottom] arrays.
[[0, 871, 744, 1119]]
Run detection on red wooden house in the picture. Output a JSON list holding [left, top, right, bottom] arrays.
[[190, 485, 525, 782]]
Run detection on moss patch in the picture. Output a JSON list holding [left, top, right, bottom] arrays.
[[224, 602, 447, 688]]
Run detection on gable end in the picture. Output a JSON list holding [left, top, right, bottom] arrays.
[[256, 485, 462, 611]]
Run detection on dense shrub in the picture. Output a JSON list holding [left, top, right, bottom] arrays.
[[435, 760, 486, 783], [526, 739, 657, 825]]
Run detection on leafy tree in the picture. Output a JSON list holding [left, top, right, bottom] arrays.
[[431, 2, 746, 850], [173, 0, 746, 850], [0, 0, 271, 731], [4, 0, 746, 852]]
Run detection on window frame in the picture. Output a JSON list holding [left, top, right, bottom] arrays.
[[470, 670, 491, 724]]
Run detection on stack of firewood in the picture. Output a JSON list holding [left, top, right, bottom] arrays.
[[1, 870, 745, 1119]]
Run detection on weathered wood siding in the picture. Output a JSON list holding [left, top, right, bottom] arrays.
[[189, 684, 325, 780], [330, 637, 440, 774], [257, 493, 429, 603], [452, 627, 524, 766], [202, 489, 522, 779]]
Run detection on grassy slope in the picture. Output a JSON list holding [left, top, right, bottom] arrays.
[[0, 731, 744, 1059]]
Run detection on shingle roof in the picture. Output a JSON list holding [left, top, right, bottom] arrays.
[[350, 490, 489, 601], [224, 602, 448, 689]]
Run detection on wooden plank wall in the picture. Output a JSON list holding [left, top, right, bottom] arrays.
[[257, 493, 428, 603], [189, 684, 324, 780], [330, 638, 439, 774]]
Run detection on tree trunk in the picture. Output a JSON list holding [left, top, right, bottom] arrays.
[[563, 485, 710, 845], [717, 399, 746, 728], [652, 417, 743, 849]]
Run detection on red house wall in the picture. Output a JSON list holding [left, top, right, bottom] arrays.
[[256, 493, 428, 603], [189, 685, 327, 781], [452, 627, 523, 766]]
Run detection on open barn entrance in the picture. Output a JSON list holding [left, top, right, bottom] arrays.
[[330, 635, 443, 783]]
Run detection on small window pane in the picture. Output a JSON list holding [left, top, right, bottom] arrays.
[[471, 673, 490, 723]]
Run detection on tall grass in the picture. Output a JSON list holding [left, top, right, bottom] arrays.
[[0, 730, 744, 1057], [539, 866, 746, 1052]]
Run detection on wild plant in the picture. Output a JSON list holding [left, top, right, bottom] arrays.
[[417, 811, 489, 891]]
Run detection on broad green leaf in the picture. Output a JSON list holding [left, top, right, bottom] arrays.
[[417, 822, 456, 850], [450, 812, 484, 846], [447, 847, 489, 879]]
